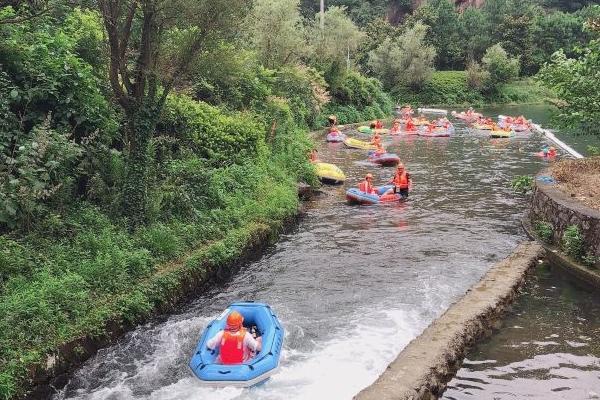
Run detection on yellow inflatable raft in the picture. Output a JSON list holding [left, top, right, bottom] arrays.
[[357, 126, 390, 135], [472, 123, 493, 130], [314, 162, 346, 185], [343, 137, 377, 150], [489, 129, 514, 138]]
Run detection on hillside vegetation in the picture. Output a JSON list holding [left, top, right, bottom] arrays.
[[1, 0, 598, 397]]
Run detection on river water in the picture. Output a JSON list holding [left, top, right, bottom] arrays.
[[443, 264, 600, 400], [54, 107, 593, 400]]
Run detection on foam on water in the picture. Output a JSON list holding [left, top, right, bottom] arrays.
[[56, 307, 423, 400]]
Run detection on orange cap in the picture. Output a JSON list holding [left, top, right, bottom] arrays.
[[226, 311, 243, 330]]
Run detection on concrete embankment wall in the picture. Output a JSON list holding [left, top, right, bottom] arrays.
[[530, 176, 600, 259], [355, 241, 544, 400]]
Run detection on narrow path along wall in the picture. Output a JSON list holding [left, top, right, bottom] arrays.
[[354, 241, 544, 400]]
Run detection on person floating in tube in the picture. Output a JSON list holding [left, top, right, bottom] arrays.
[[358, 173, 377, 194], [206, 311, 262, 365], [388, 163, 411, 199]]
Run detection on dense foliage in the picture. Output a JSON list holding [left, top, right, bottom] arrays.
[[0, 0, 596, 396], [538, 24, 600, 134]]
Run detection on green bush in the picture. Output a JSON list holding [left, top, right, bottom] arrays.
[[562, 224, 584, 260], [534, 221, 554, 244], [481, 44, 521, 93], [158, 94, 266, 167], [511, 175, 534, 194], [271, 65, 329, 129], [393, 71, 485, 106], [323, 70, 392, 124]]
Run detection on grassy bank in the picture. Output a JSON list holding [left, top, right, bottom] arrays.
[[392, 71, 553, 107], [0, 153, 306, 399]]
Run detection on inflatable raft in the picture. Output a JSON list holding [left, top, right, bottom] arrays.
[[326, 132, 346, 142], [314, 162, 346, 184], [451, 111, 482, 123], [472, 123, 493, 130], [419, 126, 454, 137], [357, 126, 389, 135], [344, 137, 377, 150], [189, 302, 284, 388], [368, 152, 400, 166], [346, 185, 402, 205], [490, 129, 514, 138]]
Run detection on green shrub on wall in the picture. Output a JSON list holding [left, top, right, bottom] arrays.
[[534, 221, 554, 244], [562, 224, 584, 260]]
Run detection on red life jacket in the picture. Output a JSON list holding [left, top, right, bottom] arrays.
[[358, 180, 375, 194], [393, 171, 409, 189], [220, 328, 246, 364], [375, 121, 383, 129]]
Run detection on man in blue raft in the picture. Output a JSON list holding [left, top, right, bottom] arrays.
[[206, 310, 262, 364]]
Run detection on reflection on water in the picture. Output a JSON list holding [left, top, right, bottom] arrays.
[[55, 108, 583, 400], [443, 264, 600, 400]]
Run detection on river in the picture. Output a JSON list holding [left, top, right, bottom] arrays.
[[443, 264, 600, 400], [54, 107, 595, 400]]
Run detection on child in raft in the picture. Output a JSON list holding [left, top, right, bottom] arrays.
[[373, 120, 383, 129], [328, 125, 342, 136], [405, 118, 416, 132], [309, 148, 319, 162], [373, 142, 386, 156], [370, 132, 382, 146], [390, 119, 402, 134], [358, 173, 377, 194], [541, 146, 557, 158]]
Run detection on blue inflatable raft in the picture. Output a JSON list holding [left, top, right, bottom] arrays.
[[346, 185, 401, 205], [189, 302, 284, 387]]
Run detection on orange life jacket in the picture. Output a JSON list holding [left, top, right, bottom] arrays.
[[220, 328, 246, 364], [406, 120, 415, 131], [358, 180, 375, 194], [392, 171, 409, 189]]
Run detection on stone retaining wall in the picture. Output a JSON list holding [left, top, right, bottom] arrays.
[[354, 242, 544, 400], [530, 175, 600, 259]]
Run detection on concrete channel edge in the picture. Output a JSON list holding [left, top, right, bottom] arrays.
[[354, 241, 544, 400]]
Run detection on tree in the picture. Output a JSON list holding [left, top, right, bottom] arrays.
[[307, 6, 365, 73], [538, 37, 600, 134], [409, 0, 464, 69], [459, 7, 491, 63], [246, 0, 306, 69], [97, 0, 246, 226], [481, 44, 520, 92], [368, 22, 435, 90]]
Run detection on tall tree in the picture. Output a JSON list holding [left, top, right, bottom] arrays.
[[368, 21, 435, 89], [97, 0, 245, 226], [308, 6, 365, 73], [247, 0, 306, 69]]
